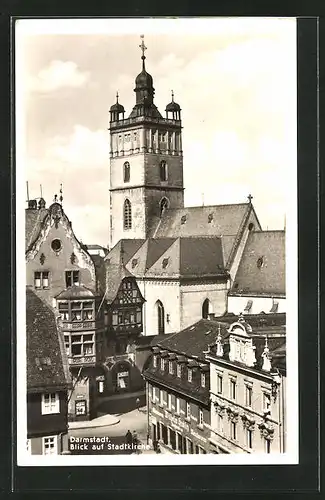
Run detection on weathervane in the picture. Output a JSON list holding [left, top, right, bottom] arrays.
[[139, 35, 147, 69]]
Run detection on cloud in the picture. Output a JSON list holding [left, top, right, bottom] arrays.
[[46, 125, 109, 167], [28, 60, 90, 92]]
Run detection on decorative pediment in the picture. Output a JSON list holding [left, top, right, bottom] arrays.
[[226, 406, 239, 422], [258, 421, 275, 440], [241, 414, 256, 430]]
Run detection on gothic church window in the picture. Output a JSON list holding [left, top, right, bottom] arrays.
[[123, 162, 130, 183], [160, 197, 169, 216], [202, 298, 211, 319], [160, 160, 168, 181], [156, 300, 165, 335], [123, 199, 132, 230]]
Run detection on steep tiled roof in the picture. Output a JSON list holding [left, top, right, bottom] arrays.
[[145, 237, 227, 279], [125, 238, 176, 276], [156, 319, 230, 362], [230, 231, 285, 297], [154, 203, 249, 238], [25, 208, 48, 251], [26, 289, 71, 393], [105, 239, 146, 267], [55, 285, 96, 299], [104, 263, 134, 304]]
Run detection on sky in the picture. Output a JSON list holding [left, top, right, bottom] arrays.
[[16, 18, 297, 246]]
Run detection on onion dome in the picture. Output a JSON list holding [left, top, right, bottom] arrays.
[[165, 91, 181, 120], [166, 91, 181, 112], [109, 92, 125, 122], [110, 92, 125, 113]]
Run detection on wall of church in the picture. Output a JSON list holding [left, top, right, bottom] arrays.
[[180, 282, 228, 330], [227, 296, 286, 314], [110, 153, 146, 187], [26, 222, 96, 306], [145, 188, 184, 224], [136, 280, 180, 336], [143, 153, 183, 187]]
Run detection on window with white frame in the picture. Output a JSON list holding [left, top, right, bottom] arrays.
[[177, 364, 182, 378], [231, 421, 237, 440], [176, 397, 180, 414], [168, 361, 174, 375], [42, 436, 57, 455], [245, 384, 253, 407], [186, 402, 191, 419], [159, 389, 164, 406], [217, 373, 223, 395], [199, 409, 204, 427], [263, 392, 271, 412], [230, 378, 237, 401], [34, 271, 49, 289], [161, 357, 166, 371], [168, 393, 172, 410], [41, 393, 60, 415], [187, 368, 192, 383], [201, 373, 206, 388], [246, 428, 253, 449], [153, 355, 157, 368]]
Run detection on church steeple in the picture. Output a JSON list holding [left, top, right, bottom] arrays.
[[129, 35, 162, 118]]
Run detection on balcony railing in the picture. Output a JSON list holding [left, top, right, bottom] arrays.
[[63, 320, 104, 330], [110, 116, 181, 128], [105, 353, 135, 364]]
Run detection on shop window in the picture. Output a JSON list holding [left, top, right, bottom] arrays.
[[42, 436, 57, 455], [34, 271, 49, 289], [65, 270, 79, 288], [41, 393, 60, 415], [123, 199, 132, 230]]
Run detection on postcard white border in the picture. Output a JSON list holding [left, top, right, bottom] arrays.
[[16, 17, 298, 466]]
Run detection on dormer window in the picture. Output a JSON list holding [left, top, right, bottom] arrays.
[[187, 368, 192, 383], [177, 364, 182, 378], [161, 358, 166, 371], [201, 373, 206, 388], [131, 258, 138, 269], [153, 355, 157, 368], [208, 213, 213, 223], [181, 215, 187, 225], [257, 256, 264, 269], [168, 361, 174, 375], [162, 258, 169, 269]]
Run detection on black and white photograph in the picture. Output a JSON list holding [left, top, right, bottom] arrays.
[[16, 17, 298, 466]]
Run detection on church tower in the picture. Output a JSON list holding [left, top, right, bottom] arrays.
[[109, 36, 184, 249]]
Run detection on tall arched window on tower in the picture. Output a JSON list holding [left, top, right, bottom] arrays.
[[160, 197, 169, 217], [160, 160, 168, 181], [123, 199, 132, 230], [156, 300, 165, 334], [123, 161, 130, 183], [202, 299, 211, 319]]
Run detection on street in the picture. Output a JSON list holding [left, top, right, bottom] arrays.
[[68, 407, 150, 455]]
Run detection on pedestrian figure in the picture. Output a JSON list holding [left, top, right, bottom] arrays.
[[136, 397, 140, 411], [125, 430, 132, 447]]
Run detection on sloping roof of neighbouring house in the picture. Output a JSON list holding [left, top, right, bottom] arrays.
[[26, 288, 71, 393]]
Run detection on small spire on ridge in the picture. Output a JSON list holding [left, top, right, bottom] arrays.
[[139, 34, 147, 70]]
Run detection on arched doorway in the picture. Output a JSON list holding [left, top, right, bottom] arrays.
[[156, 300, 165, 334], [202, 299, 212, 319]]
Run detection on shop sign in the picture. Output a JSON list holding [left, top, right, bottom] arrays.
[[75, 400, 87, 416]]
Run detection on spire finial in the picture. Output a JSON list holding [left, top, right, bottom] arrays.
[[171, 90, 174, 102], [59, 183, 63, 205], [248, 193, 253, 204], [139, 34, 147, 70], [116, 91, 119, 103]]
